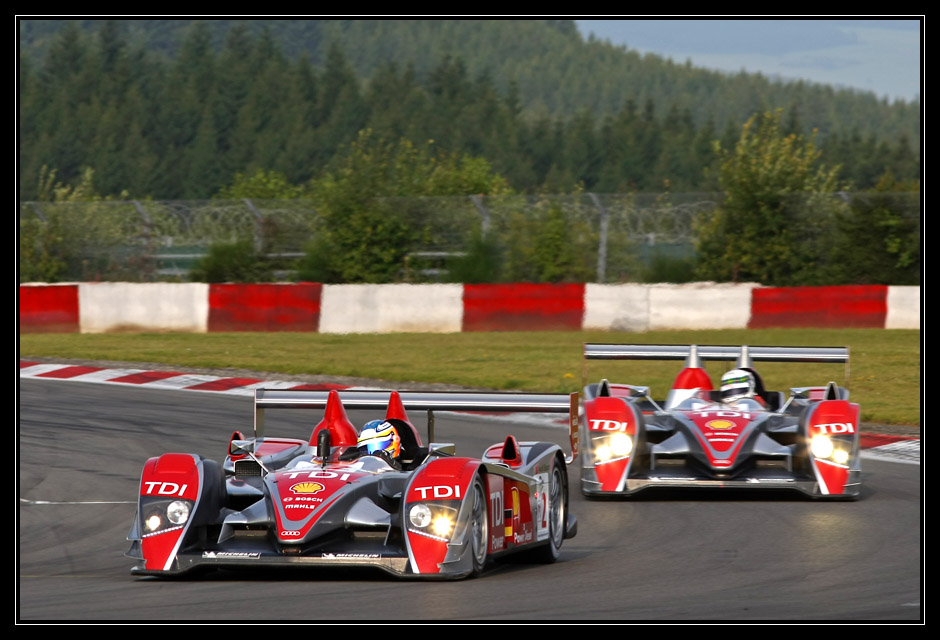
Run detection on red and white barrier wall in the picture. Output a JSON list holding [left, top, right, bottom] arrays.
[[19, 282, 921, 333]]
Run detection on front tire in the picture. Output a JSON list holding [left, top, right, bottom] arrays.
[[468, 475, 489, 576]]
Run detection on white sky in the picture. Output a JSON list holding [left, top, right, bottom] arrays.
[[575, 18, 922, 103]]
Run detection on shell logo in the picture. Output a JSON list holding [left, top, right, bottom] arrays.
[[290, 481, 325, 494], [706, 419, 735, 430]]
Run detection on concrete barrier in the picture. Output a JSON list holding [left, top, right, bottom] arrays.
[[78, 282, 209, 333], [748, 285, 888, 329], [583, 284, 651, 332], [208, 283, 322, 332], [886, 286, 921, 329], [17, 282, 921, 333], [462, 283, 584, 331], [648, 282, 759, 330], [19, 284, 80, 333], [319, 284, 463, 333]]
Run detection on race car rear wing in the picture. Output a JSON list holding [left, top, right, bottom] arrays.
[[253, 389, 580, 463], [582, 343, 850, 408], [583, 344, 849, 364]]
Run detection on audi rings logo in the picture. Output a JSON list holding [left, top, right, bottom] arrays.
[[280, 530, 303, 537]]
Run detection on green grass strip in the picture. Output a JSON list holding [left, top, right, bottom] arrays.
[[20, 329, 920, 425]]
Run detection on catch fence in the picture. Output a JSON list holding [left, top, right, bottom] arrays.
[[19, 193, 717, 283], [18, 191, 921, 284]]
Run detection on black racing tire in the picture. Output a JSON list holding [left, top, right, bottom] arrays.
[[193, 458, 226, 525], [531, 459, 566, 563], [468, 475, 489, 576]]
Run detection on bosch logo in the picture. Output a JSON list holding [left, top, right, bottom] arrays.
[[589, 419, 629, 432]]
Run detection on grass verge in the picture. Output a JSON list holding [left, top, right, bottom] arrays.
[[19, 328, 921, 425]]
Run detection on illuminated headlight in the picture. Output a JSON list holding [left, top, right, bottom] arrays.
[[145, 514, 163, 532], [167, 500, 191, 525], [832, 449, 850, 465], [811, 435, 834, 459], [431, 514, 454, 538], [594, 432, 633, 462], [409, 503, 432, 528], [610, 432, 633, 456], [407, 503, 457, 541], [140, 498, 192, 536]]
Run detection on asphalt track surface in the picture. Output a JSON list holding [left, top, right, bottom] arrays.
[[18, 377, 922, 623]]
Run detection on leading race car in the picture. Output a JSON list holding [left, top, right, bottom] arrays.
[[127, 388, 579, 579], [579, 344, 861, 500]]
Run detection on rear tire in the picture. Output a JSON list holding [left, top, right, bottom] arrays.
[[532, 460, 566, 563]]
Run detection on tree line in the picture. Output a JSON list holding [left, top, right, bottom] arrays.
[[18, 21, 921, 287], [20, 19, 920, 138], [19, 20, 920, 201]]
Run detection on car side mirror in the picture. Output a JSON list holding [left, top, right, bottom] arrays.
[[229, 439, 253, 456], [317, 429, 331, 460]]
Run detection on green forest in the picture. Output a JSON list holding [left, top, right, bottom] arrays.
[[18, 19, 922, 287]]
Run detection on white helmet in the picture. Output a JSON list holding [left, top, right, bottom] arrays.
[[720, 369, 756, 403]]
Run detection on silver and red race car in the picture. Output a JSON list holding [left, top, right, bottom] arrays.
[[579, 344, 861, 500], [127, 388, 579, 579]]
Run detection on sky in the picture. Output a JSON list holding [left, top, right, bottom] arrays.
[[575, 18, 922, 103]]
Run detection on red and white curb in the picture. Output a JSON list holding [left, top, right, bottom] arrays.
[[20, 360, 919, 464], [18, 360, 359, 393]]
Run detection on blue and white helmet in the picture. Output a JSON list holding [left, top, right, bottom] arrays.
[[357, 420, 402, 459], [720, 369, 756, 403]]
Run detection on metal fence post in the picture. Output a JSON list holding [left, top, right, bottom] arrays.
[[132, 200, 152, 236], [469, 194, 491, 239], [132, 201, 156, 281], [30, 203, 46, 223], [243, 198, 264, 252], [589, 193, 609, 283]]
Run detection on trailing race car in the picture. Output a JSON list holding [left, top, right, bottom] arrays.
[[127, 388, 579, 579], [579, 344, 861, 500]]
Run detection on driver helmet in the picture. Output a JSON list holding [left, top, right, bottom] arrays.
[[357, 420, 401, 459], [720, 369, 756, 403]]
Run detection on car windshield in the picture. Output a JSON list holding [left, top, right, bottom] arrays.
[[672, 395, 714, 411], [347, 454, 399, 473], [285, 452, 398, 473], [725, 398, 765, 411], [673, 396, 766, 412]]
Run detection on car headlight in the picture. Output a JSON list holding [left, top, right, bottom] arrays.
[[145, 514, 163, 532], [140, 498, 193, 536], [407, 503, 457, 541], [431, 514, 454, 538], [409, 503, 432, 528], [810, 434, 834, 459], [594, 432, 633, 463], [166, 500, 191, 525]]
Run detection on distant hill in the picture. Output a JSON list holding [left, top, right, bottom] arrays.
[[17, 18, 920, 200], [18, 18, 920, 145]]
